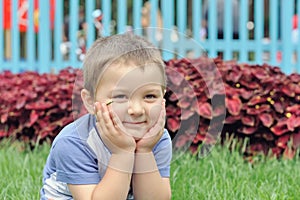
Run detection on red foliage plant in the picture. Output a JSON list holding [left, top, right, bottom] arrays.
[[1, 58, 300, 158], [167, 59, 300, 158], [165, 57, 300, 159], [0, 68, 86, 146]]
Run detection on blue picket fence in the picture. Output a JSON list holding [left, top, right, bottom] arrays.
[[0, 0, 299, 74]]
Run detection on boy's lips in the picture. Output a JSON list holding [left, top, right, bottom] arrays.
[[123, 121, 146, 125], [122, 121, 147, 127]]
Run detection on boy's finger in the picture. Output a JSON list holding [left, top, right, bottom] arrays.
[[157, 100, 166, 127], [96, 103, 115, 134], [100, 103, 121, 134], [145, 102, 166, 138], [110, 109, 127, 134], [100, 103, 112, 124]]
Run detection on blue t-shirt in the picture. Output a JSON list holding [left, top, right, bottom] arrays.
[[40, 114, 172, 200]]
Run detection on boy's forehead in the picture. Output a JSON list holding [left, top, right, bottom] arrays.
[[104, 63, 164, 89]]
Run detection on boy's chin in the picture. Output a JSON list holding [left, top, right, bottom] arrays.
[[126, 129, 148, 140], [134, 137, 142, 141]]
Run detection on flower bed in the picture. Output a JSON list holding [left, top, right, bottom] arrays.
[[0, 68, 86, 145], [165, 57, 300, 159], [1, 58, 300, 158]]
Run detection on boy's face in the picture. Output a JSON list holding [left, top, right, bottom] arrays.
[[95, 64, 165, 140]]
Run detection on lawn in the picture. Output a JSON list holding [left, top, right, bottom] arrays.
[[1, 139, 300, 200]]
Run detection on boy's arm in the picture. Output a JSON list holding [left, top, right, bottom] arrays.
[[68, 153, 134, 200], [132, 152, 171, 200], [68, 101, 136, 199], [132, 101, 171, 200]]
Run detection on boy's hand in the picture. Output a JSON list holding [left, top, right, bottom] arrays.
[[94, 102, 136, 154], [135, 100, 166, 153]]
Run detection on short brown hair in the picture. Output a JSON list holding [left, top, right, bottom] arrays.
[[82, 34, 166, 98]]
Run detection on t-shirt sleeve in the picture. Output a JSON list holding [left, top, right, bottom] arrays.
[[153, 129, 173, 178], [52, 136, 101, 184]]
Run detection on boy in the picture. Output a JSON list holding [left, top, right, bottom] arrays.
[[40, 34, 172, 200]]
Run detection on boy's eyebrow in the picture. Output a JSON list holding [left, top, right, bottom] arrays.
[[144, 88, 161, 92], [111, 88, 129, 93], [142, 88, 164, 95], [111, 84, 163, 93]]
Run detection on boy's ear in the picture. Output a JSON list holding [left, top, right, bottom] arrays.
[[81, 89, 95, 114]]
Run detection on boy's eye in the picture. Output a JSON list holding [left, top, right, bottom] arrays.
[[145, 94, 157, 99], [112, 94, 128, 100]]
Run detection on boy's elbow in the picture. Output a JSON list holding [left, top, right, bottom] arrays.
[[161, 187, 172, 200], [162, 180, 171, 200], [166, 189, 172, 200]]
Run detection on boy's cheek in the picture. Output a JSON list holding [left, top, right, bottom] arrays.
[[149, 104, 163, 124], [110, 103, 127, 120]]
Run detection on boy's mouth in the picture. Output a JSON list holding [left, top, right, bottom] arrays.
[[122, 121, 147, 128], [123, 121, 146, 125]]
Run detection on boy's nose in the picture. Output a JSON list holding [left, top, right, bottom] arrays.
[[128, 100, 145, 116]]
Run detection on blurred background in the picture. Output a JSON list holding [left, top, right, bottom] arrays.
[[0, 0, 299, 74]]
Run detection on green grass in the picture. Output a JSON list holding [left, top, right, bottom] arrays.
[[171, 146, 300, 200], [0, 139, 49, 200], [1, 139, 300, 200]]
